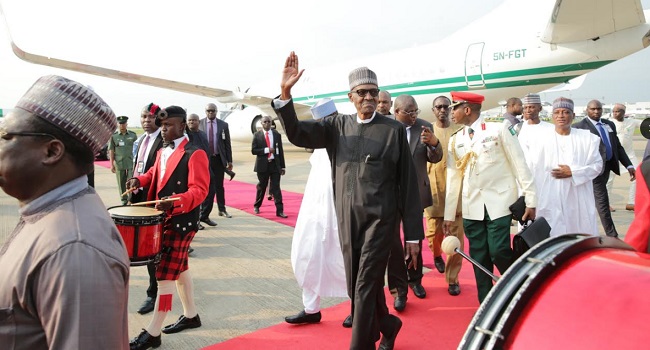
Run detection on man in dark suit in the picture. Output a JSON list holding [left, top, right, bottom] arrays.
[[131, 103, 165, 316], [573, 99, 635, 237], [199, 103, 234, 223], [386, 95, 442, 311], [252, 115, 287, 217]]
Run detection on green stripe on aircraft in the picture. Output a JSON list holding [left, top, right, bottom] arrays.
[[295, 60, 613, 104]]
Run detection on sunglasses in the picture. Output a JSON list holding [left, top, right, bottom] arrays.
[[206, 109, 216, 113], [352, 89, 380, 98], [399, 109, 420, 117], [434, 105, 450, 110]]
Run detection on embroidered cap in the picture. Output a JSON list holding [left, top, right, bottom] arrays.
[[552, 97, 574, 112], [117, 115, 129, 124], [15, 75, 116, 154], [348, 67, 378, 90], [449, 91, 485, 108], [522, 93, 542, 105], [310, 98, 337, 119]]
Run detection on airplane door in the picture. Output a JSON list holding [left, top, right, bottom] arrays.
[[465, 42, 485, 88]]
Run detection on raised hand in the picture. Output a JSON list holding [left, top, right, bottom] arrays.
[[280, 51, 305, 100]]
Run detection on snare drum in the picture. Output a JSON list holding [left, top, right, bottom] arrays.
[[108, 206, 164, 266], [460, 234, 650, 349]]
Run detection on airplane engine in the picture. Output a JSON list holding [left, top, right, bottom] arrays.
[[219, 106, 276, 142]]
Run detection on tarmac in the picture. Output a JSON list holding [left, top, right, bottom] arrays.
[[0, 136, 646, 349]]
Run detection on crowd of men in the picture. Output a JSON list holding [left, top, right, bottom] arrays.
[[0, 51, 648, 350]]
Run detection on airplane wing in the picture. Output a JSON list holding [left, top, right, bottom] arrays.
[[542, 0, 647, 43], [9, 40, 315, 118], [1, 4, 314, 120]]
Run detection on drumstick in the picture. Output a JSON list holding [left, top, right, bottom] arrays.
[[129, 198, 181, 206], [121, 187, 136, 197]]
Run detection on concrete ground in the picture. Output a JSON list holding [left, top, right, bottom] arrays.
[[0, 137, 646, 349]]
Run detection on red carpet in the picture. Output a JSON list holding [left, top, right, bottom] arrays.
[[204, 254, 479, 350]]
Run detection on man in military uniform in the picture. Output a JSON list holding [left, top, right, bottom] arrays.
[[109, 115, 137, 204], [444, 91, 536, 303]]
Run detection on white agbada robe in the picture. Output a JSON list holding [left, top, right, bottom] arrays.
[[291, 148, 347, 298], [518, 120, 554, 169], [527, 127, 603, 237]]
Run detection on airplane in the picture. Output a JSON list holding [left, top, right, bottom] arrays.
[[1, 0, 649, 142]]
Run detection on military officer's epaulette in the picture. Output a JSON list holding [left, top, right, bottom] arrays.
[[450, 126, 464, 136]]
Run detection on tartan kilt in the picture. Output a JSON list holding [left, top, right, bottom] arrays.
[[156, 228, 196, 280]]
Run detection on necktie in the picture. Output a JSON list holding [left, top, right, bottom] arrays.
[[265, 131, 271, 159], [134, 134, 150, 176], [208, 120, 215, 155], [596, 122, 613, 161], [468, 128, 475, 140]]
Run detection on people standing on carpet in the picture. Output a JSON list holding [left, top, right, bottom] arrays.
[[424, 95, 465, 296], [284, 98, 349, 326], [273, 51, 423, 350], [109, 115, 137, 204], [573, 99, 635, 237], [444, 91, 536, 303], [606, 103, 642, 211], [132, 103, 165, 315], [377, 90, 393, 118], [126, 106, 209, 350], [526, 97, 603, 237], [0, 75, 130, 349], [252, 115, 288, 218], [199, 103, 234, 224], [386, 94, 442, 311]]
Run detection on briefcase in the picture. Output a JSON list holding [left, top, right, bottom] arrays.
[[512, 217, 551, 260]]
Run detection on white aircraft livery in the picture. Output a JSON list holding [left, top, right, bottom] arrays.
[[1, 0, 649, 141]]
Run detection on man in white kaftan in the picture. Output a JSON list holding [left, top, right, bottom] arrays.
[[527, 97, 603, 237], [286, 98, 347, 325]]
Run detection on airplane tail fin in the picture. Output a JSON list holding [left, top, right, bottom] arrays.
[[542, 0, 647, 44]]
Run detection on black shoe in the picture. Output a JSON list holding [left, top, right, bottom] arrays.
[[267, 195, 273, 201], [342, 314, 353, 328], [393, 296, 407, 312], [129, 329, 161, 350], [137, 296, 155, 315], [254, 207, 260, 214], [229, 172, 236, 181], [378, 315, 402, 350], [188, 247, 195, 255], [198, 223, 205, 230], [161, 314, 202, 334], [448, 283, 461, 296], [277, 212, 288, 218], [201, 218, 218, 226], [218, 210, 232, 218], [284, 310, 321, 324], [410, 283, 426, 299], [434, 256, 446, 273]]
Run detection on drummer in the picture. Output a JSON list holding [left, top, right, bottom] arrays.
[[125, 105, 210, 350], [0, 76, 130, 348]]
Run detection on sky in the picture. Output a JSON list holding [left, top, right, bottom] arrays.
[[1, 0, 650, 126]]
